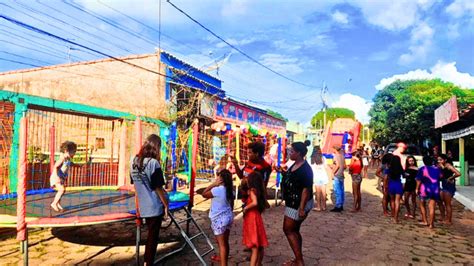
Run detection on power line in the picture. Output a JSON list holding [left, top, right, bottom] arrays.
[[0, 53, 157, 86], [227, 88, 320, 105], [0, 28, 73, 58], [20, 0, 135, 55], [37, 0, 144, 54], [96, 0, 203, 55], [0, 17, 222, 99], [95, 0, 304, 100], [0, 14, 168, 77], [0, 57, 40, 68], [0, 52, 54, 66], [166, 0, 318, 89], [62, 1, 158, 50], [0, 38, 66, 61], [0, 2, 123, 55]]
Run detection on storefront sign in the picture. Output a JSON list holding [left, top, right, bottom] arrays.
[[200, 96, 286, 133], [435, 96, 459, 128]]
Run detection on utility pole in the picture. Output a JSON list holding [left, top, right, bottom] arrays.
[[320, 81, 328, 130]]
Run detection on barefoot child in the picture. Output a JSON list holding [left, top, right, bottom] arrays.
[[403, 156, 418, 219], [349, 152, 363, 212], [376, 153, 393, 216], [242, 172, 268, 266], [416, 156, 441, 229], [202, 169, 234, 265], [50, 141, 77, 212], [437, 154, 461, 225]]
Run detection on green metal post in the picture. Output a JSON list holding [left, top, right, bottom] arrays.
[[187, 130, 193, 184], [459, 137, 465, 186], [8, 102, 27, 193]]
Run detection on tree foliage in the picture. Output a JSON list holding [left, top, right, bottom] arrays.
[[311, 107, 355, 128], [369, 79, 474, 146], [266, 109, 288, 121]]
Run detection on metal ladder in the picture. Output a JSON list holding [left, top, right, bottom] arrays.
[[155, 206, 214, 265]]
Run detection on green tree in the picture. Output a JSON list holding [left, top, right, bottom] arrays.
[[369, 79, 474, 146], [311, 107, 355, 128], [266, 109, 288, 121]]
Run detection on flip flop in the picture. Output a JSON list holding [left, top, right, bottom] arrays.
[[211, 254, 220, 262]]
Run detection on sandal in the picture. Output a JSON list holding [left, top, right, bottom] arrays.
[[211, 254, 221, 262], [282, 259, 296, 266]]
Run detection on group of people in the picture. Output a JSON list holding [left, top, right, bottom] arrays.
[[376, 143, 461, 228], [204, 141, 314, 266], [125, 134, 461, 266]]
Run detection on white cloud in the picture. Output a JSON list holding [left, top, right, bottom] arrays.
[[376, 61, 474, 90], [259, 54, 303, 75], [331, 93, 372, 123], [398, 22, 434, 65], [446, 0, 474, 18], [352, 0, 434, 30], [303, 34, 337, 54], [273, 40, 301, 52], [332, 10, 349, 24], [431, 62, 474, 88], [216, 37, 256, 48], [221, 0, 251, 17]]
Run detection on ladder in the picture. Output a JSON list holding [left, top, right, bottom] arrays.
[[155, 206, 214, 265]]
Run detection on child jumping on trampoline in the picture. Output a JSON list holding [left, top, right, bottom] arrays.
[[202, 169, 234, 265], [50, 141, 77, 212]]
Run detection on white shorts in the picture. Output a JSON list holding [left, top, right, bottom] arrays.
[[284, 200, 314, 221], [211, 211, 233, 235], [363, 158, 369, 166], [313, 176, 328, 186]]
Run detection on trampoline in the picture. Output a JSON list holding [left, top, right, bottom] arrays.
[[0, 108, 211, 264], [0, 187, 192, 228], [0, 186, 137, 228]]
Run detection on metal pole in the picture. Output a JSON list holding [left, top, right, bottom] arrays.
[[323, 107, 327, 131], [136, 222, 141, 266], [22, 237, 28, 266], [275, 137, 282, 205], [459, 137, 465, 186]]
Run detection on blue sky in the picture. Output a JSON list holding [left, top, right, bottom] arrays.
[[1, 0, 473, 124]]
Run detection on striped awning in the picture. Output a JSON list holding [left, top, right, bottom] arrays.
[[442, 125, 474, 140]]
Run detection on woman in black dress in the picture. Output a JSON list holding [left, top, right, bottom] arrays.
[[403, 156, 418, 219], [278, 141, 313, 266]]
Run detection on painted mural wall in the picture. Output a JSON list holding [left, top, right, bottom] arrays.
[[201, 95, 286, 134]]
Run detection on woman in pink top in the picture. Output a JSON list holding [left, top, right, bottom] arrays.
[[349, 152, 363, 212]]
